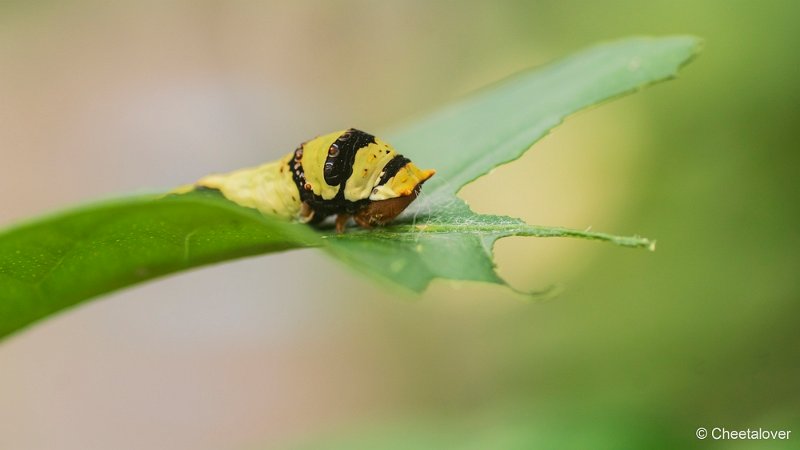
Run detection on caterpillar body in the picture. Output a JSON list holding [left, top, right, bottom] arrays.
[[185, 128, 435, 233]]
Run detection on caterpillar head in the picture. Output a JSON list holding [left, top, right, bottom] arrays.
[[357, 161, 435, 227]]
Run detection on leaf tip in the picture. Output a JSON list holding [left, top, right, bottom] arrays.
[[510, 282, 564, 302], [661, 34, 704, 73], [666, 34, 704, 50]]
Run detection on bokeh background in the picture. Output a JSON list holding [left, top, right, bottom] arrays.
[[1, 1, 798, 449]]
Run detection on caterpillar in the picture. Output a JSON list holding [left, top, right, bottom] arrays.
[[183, 128, 435, 233]]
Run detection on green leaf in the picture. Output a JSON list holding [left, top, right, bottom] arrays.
[[394, 35, 699, 201], [327, 35, 695, 292], [0, 36, 699, 339], [0, 192, 322, 337], [323, 200, 655, 294]]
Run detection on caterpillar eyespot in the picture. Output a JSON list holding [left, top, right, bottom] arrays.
[[185, 128, 435, 233]]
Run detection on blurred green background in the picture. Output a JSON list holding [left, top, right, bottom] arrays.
[[1, 1, 798, 449]]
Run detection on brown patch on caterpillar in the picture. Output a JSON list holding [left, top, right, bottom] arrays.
[[299, 202, 315, 223], [353, 185, 420, 229], [335, 214, 351, 233]]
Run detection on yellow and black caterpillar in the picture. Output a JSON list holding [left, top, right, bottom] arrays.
[[181, 129, 435, 233]]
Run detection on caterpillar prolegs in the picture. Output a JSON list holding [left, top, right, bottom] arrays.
[[184, 129, 435, 233]]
